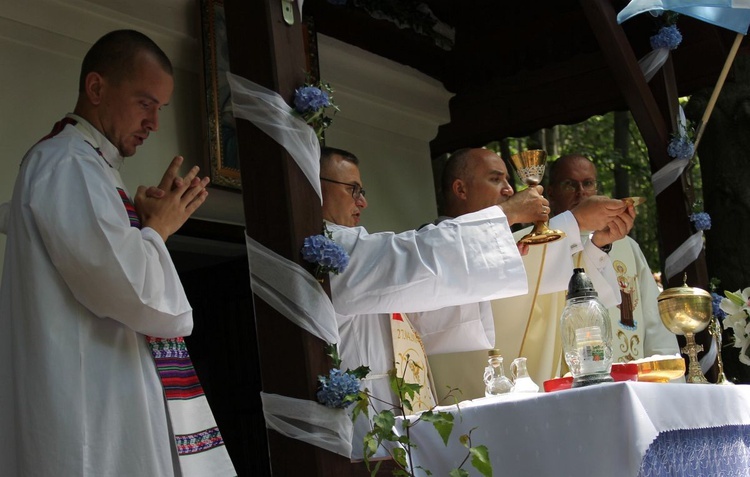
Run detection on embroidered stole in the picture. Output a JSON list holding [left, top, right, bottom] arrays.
[[43, 119, 235, 476], [607, 241, 646, 362], [120, 189, 234, 475], [390, 313, 436, 412]]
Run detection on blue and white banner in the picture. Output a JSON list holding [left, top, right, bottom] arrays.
[[618, 0, 750, 34]]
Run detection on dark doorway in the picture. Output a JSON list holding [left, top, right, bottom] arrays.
[[169, 233, 271, 476]]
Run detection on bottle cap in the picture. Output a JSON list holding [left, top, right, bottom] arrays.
[[488, 348, 502, 357], [566, 268, 598, 299]]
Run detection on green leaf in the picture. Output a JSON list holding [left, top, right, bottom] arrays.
[[392, 447, 408, 467], [389, 373, 405, 396], [368, 460, 382, 477], [372, 410, 396, 430], [349, 365, 371, 379], [420, 411, 454, 445], [400, 382, 422, 402], [448, 469, 469, 477], [396, 435, 412, 446], [469, 445, 493, 477], [351, 392, 370, 422], [324, 343, 341, 369]]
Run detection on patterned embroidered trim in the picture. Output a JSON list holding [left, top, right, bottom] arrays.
[[147, 337, 206, 400], [84, 140, 114, 168], [639, 425, 750, 477], [175, 427, 226, 455], [116, 188, 140, 228]]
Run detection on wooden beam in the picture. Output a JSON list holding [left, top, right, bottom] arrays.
[[579, 0, 707, 289], [223, 1, 351, 474], [580, 0, 714, 379]]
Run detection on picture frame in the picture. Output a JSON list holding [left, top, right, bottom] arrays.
[[198, 1, 319, 190], [199, 0, 241, 190]]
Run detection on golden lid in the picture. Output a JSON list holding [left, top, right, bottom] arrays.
[[488, 348, 503, 357], [657, 273, 710, 302]]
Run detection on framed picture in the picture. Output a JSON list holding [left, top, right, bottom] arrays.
[[199, 0, 241, 190], [198, 1, 319, 190]]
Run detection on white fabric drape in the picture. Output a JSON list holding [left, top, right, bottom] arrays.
[[664, 230, 705, 280], [261, 392, 353, 458], [638, 47, 670, 82], [226, 71, 323, 203], [246, 235, 339, 345]]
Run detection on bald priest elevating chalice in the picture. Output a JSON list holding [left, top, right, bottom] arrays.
[[509, 149, 566, 245]]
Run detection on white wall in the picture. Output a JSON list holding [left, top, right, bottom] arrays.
[[0, 1, 452, 278], [318, 34, 452, 233]]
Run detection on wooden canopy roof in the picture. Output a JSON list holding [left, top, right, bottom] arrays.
[[306, 0, 740, 154], [221, 1, 741, 473]]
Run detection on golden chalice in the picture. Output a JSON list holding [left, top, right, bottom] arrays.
[[508, 150, 565, 245], [657, 276, 712, 383]]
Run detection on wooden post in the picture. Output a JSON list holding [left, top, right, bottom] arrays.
[[579, 0, 708, 289], [223, 1, 352, 474], [580, 0, 715, 380]]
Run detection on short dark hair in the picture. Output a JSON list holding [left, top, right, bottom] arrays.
[[320, 146, 359, 172], [79, 30, 173, 92], [548, 154, 592, 184], [440, 148, 475, 201]]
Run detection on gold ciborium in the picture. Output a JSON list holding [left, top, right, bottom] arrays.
[[657, 276, 712, 383], [508, 150, 566, 245]]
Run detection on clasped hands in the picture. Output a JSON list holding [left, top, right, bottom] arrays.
[[134, 156, 210, 242]]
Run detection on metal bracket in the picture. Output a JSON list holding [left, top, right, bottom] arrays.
[[281, 0, 295, 25]]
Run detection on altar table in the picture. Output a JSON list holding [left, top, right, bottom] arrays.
[[397, 382, 750, 476]]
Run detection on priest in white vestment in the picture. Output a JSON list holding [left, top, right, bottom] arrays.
[[319, 147, 550, 460], [546, 154, 680, 364], [0, 31, 234, 477], [420, 148, 634, 398]]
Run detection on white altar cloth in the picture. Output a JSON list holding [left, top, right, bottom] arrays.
[[397, 382, 750, 477]]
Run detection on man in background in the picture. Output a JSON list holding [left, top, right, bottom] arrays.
[[547, 154, 680, 363]]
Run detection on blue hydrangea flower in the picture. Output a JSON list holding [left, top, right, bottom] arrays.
[[712, 292, 727, 322], [650, 25, 682, 50], [294, 86, 330, 114], [690, 212, 711, 231], [301, 234, 350, 275], [317, 368, 361, 408], [667, 136, 694, 161]]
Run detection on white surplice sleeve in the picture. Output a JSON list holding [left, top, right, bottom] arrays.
[[408, 301, 494, 355], [329, 206, 527, 316], [26, 143, 192, 338]]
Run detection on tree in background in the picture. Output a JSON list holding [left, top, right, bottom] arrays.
[[489, 109, 703, 275]]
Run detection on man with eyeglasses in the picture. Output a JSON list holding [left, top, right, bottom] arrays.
[[319, 146, 550, 460], [547, 154, 680, 367], [417, 148, 635, 397]]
